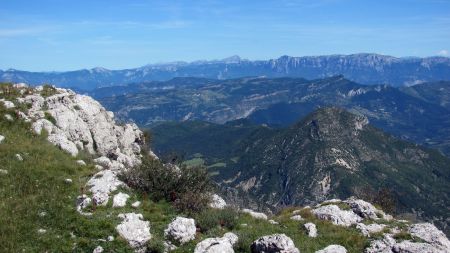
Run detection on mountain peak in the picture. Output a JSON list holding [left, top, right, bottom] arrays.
[[295, 107, 369, 140], [221, 55, 242, 63]]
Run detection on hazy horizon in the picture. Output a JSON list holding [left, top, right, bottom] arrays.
[[1, 0, 449, 71]]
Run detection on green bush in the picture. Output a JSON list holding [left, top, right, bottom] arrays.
[[44, 111, 57, 125], [40, 84, 57, 97], [195, 208, 239, 233], [121, 156, 213, 213]]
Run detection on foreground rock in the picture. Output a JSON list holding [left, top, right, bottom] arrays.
[[344, 198, 390, 220], [312, 204, 362, 227], [112, 192, 130, 208], [304, 223, 318, 238], [86, 170, 124, 206], [116, 213, 151, 251], [408, 223, 450, 251], [315, 245, 347, 253], [20, 86, 144, 167], [164, 217, 197, 244], [250, 234, 299, 253], [194, 232, 238, 253], [364, 223, 450, 253], [0, 134, 4, 144], [209, 194, 227, 209], [242, 209, 268, 220], [356, 223, 386, 237]]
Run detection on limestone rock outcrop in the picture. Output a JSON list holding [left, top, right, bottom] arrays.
[[164, 217, 197, 244], [116, 213, 151, 251], [194, 232, 238, 253], [312, 204, 362, 227], [250, 234, 299, 253]]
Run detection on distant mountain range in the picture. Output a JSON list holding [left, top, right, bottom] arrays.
[[150, 108, 450, 232], [92, 76, 450, 156], [1, 53, 450, 90]]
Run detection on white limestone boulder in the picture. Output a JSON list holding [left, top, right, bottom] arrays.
[[356, 223, 386, 237], [312, 204, 362, 227], [2, 100, 15, 109], [116, 213, 151, 250], [250, 234, 299, 253], [164, 217, 197, 244], [315, 245, 347, 253], [0, 135, 4, 144], [304, 222, 318, 238], [86, 170, 124, 206], [194, 232, 238, 253], [290, 215, 304, 221], [242, 209, 268, 220], [408, 223, 450, 251], [209, 194, 227, 209], [344, 198, 383, 220], [112, 192, 130, 208], [47, 133, 79, 156]]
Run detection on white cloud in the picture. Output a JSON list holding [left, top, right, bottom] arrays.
[[438, 49, 449, 56]]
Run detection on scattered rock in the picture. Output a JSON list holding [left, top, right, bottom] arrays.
[[38, 211, 47, 217], [345, 198, 384, 220], [392, 241, 441, 253], [107, 235, 114, 241], [94, 156, 112, 168], [242, 209, 268, 220], [86, 170, 123, 206], [76, 194, 92, 216], [4, 114, 13, 121], [304, 222, 318, 238], [312, 204, 362, 227], [131, 201, 141, 208], [64, 178, 73, 184], [251, 234, 299, 253], [95, 165, 104, 170], [357, 223, 386, 237], [76, 160, 86, 166], [164, 241, 178, 252], [269, 219, 279, 225], [37, 229, 47, 234], [116, 213, 151, 250], [2, 100, 15, 109], [290, 215, 304, 221], [292, 210, 301, 214], [315, 245, 347, 253], [408, 223, 450, 251], [93, 246, 104, 253], [0, 135, 4, 144], [112, 192, 130, 208], [194, 232, 238, 253], [365, 233, 396, 253], [0, 169, 8, 175], [15, 154, 23, 161], [209, 194, 227, 209], [164, 217, 196, 244], [47, 133, 79, 157]]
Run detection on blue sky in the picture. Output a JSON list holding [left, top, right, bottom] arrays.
[[0, 0, 449, 71]]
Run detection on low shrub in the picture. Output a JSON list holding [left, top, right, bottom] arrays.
[[121, 156, 213, 213], [195, 208, 239, 233]]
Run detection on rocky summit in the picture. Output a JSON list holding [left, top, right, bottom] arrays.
[[1, 82, 449, 253]]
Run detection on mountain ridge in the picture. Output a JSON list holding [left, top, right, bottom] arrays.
[[2, 53, 449, 90]]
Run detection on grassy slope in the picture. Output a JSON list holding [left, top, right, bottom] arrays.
[[0, 87, 369, 253]]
